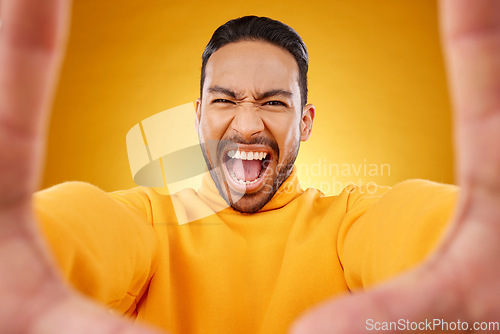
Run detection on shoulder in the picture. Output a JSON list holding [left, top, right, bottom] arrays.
[[340, 179, 458, 210], [379, 179, 459, 207]]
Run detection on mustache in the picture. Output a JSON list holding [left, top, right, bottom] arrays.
[[216, 135, 280, 159]]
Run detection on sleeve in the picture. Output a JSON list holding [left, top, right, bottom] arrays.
[[33, 181, 159, 315], [337, 179, 458, 291]]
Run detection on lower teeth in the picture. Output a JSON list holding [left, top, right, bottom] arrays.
[[229, 170, 260, 185]]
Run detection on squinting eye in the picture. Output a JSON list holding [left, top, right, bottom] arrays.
[[264, 101, 286, 106], [212, 99, 235, 104]]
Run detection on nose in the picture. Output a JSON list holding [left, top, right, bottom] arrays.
[[230, 103, 265, 139]]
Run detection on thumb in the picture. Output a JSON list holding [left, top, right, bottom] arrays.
[[290, 262, 463, 334], [30, 293, 165, 334]]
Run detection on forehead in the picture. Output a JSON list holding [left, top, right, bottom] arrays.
[[204, 40, 300, 95]]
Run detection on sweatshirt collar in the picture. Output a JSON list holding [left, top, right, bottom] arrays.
[[197, 166, 304, 213]]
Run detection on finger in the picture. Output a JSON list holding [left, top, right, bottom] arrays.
[[440, 0, 500, 204], [0, 0, 70, 208], [441, 0, 500, 121], [0, 3, 166, 333]]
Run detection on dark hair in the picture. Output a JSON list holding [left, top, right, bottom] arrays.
[[200, 16, 309, 108]]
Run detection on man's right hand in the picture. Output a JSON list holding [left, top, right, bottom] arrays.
[[0, 0, 161, 332]]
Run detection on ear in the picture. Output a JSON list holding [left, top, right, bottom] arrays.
[[194, 98, 202, 130], [300, 104, 315, 141]]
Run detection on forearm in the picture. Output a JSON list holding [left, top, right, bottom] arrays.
[[34, 181, 159, 314], [340, 179, 458, 289]]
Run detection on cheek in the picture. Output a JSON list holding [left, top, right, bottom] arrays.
[[200, 109, 233, 140], [265, 115, 301, 158]]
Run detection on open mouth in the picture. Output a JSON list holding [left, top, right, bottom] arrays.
[[222, 146, 273, 193]]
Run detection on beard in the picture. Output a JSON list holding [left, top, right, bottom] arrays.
[[199, 133, 299, 213]]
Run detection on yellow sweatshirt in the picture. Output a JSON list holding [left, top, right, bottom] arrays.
[[34, 168, 457, 334]]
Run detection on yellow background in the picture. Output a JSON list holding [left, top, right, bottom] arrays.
[[42, 0, 454, 195]]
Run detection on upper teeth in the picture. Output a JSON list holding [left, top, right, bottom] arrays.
[[227, 150, 268, 160]]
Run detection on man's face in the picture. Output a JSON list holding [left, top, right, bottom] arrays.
[[196, 40, 314, 213]]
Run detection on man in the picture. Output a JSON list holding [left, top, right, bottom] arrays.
[[196, 15, 314, 215], [1, 1, 500, 334]]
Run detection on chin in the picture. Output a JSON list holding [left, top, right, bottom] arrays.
[[229, 190, 274, 214]]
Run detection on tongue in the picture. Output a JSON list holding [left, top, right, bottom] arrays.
[[232, 159, 262, 182]]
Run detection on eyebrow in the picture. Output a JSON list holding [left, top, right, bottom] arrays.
[[257, 89, 293, 100], [207, 86, 293, 100], [207, 86, 237, 98]]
